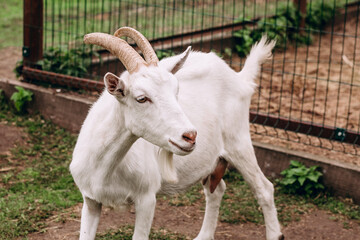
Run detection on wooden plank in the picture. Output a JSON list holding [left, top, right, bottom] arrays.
[[22, 66, 104, 92], [23, 0, 43, 67]]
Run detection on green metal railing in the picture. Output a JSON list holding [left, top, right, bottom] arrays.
[[22, 0, 360, 158]]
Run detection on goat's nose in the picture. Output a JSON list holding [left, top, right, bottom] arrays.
[[182, 131, 197, 144]]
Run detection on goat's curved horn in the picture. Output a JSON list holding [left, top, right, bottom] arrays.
[[84, 32, 146, 73], [114, 27, 159, 66]]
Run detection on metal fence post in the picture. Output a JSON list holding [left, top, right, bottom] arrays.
[[23, 0, 43, 67], [294, 0, 307, 29]]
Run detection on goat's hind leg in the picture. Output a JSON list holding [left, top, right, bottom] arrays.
[[223, 139, 284, 240], [79, 196, 102, 240]]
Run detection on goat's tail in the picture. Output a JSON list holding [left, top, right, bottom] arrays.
[[240, 36, 276, 82]]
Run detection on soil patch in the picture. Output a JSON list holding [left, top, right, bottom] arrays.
[[0, 46, 21, 81], [0, 124, 24, 153], [28, 200, 360, 240], [0, 122, 26, 157]]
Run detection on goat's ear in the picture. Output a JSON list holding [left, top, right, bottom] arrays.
[[169, 46, 191, 75], [104, 72, 126, 97]]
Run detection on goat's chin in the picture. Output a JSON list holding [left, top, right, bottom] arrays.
[[168, 146, 194, 156], [168, 139, 196, 156], [173, 148, 194, 156]]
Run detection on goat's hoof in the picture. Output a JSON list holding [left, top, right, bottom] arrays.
[[278, 234, 285, 240]]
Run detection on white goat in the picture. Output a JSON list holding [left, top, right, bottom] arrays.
[[70, 27, 284, 240]]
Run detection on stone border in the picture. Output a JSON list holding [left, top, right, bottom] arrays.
[[1, 78, 360, 203]]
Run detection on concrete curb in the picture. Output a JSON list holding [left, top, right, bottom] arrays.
[[0, 78, 93, 132], [1, 78, 360, 203]]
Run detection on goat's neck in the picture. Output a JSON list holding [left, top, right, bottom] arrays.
[[88, 94, 139, 172], [105, 98, 139, 163], [104, 128, 138, 177]]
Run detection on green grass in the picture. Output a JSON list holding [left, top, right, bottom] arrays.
[[0, 1, 23, 48], [165, 184, 203, 207], [43, 0, 283, 49], [0, 107, 82, 238]]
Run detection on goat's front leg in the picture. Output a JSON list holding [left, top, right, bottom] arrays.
[[133, 193, 157, 240], [194, 178, 226, 240], [79, 196, 102, 240]]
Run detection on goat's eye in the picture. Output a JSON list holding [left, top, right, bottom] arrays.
[[136, 96, 148, 103]]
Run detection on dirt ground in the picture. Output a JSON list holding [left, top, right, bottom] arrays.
[[0, 46, 21, 81], [27, 199, 360, 240]]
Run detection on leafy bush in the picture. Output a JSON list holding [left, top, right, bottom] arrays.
[[233, 0, 336, 57], [278, 160, 325, 197], [37, 45, 99, 77], [233, 28, 256, 57], [233, 3, 304, 57], [10, 86, 33, 113], [306, 1, 335, 30], [155, 49, 175, 60], [13, 60, 23, 78]]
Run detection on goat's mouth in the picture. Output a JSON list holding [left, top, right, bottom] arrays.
[[169, 139, 195, 153]]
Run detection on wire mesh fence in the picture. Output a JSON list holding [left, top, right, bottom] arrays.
[[22, 0, 360, 161]]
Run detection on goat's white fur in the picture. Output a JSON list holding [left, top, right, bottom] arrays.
[[70, 36, 283, 240]]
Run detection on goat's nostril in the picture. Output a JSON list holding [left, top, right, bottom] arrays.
[[182, 131, 197, 144]]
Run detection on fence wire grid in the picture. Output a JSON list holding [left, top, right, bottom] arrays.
[[23, 0, 360, 163]]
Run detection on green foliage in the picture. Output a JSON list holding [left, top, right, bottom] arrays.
[[37, 45, 100, 77], [306, 1, 335, 30], [13, 60, 23, 78], [155, 49, 176, 61], [233, 28, 255, 57], [10, 86, 33, 113], [233, 0, 336, 57], [257, 3, 310, 47], [233, 3, 303, 57], [279, 160, 325, 197]]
